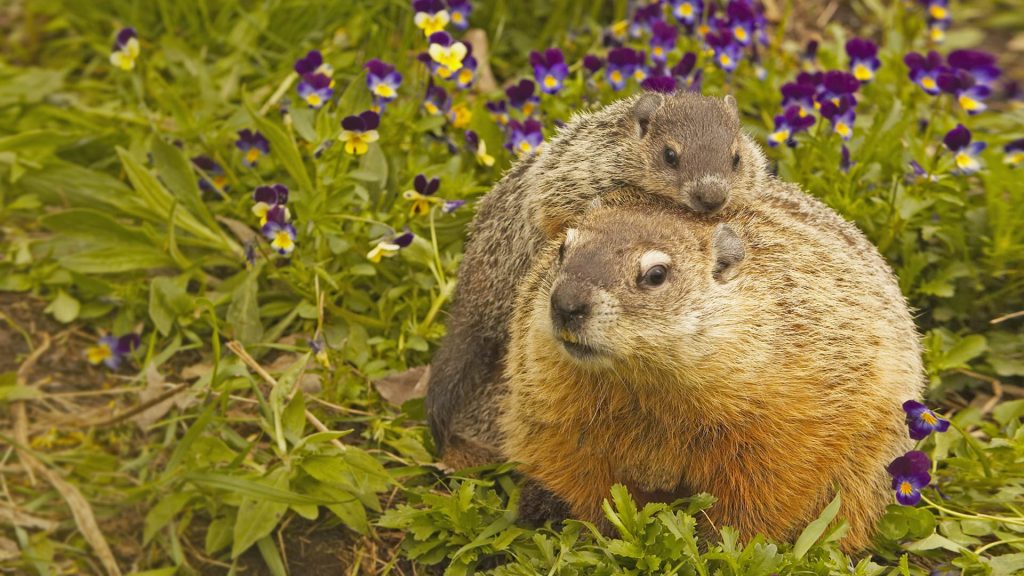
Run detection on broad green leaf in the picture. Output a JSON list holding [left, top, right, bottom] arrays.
[[245, 101, 313, 193], [149, 275, 192, 335], [40, 209, 151, 245], [150, 136, 219, 233], [143, 492, 192, 545], [44, 289, 80, 323], [226, 269, 263, 345], [793, 492, 841, 559], [231, 468, 290, 558]]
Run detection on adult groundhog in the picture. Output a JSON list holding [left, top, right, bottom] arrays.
[[427, 92, 771, 468], [500, 190, 922, 552]]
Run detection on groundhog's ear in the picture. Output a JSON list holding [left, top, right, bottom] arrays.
[[712, 224, 744, 282], [632, 92, 664, 138], [724, 95, 738, 117]]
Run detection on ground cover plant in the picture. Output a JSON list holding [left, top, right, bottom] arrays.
[[1, 0, 1023, 574]]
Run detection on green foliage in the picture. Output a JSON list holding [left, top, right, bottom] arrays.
[[1, 0, 1023, 574]]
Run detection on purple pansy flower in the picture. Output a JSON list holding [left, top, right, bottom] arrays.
[[506, 79, 538, 114], [921, 0, 951, 42], [297, 73, 333, 109], [191, 156, 227, 194], [261, 206, 297, 256], [339, 111, 381, 155], [629, 2, 662, 38], [943, 124, 986, 175], [531, 48, 569, 94], [413, 0, 450, 36], [583, 54, 604, 75], [904, 51, 946, 95], [252, 183, 290, 224], [887, 451, 931, 506], [819, 70, 861, 106], [236, 129, 269, 167], [294, 50, 324, 76], [110, 27, 140, 71], [423, 82, 451, 116], [908, 159, 938, 183], [465, 129, 495, 166], [802, 40, 819, 66], [365, 59, 402, 104], [671, 52, 697, 81], [650, 21, 678, 65], [606, 47, 640, 90], [447, 0, 472, 29], [781, 82, 816, 117], [507, 119, 544, 156], [1005, 138, 1024, 166], [948, 50, 1000, 85], [87, 333, 141, 370], [368, 229, 414, 263], [846, 38, 881, 82], [706, 30, 742, 73], [441, 199, 466, 214], [428, 31, 468, 77], [725, 0, 758, 46], [403, 174, 441, 216], [820, 94, 857, 141], [669, 0, 703, 27], [902, 400, 950, 440], [486, 99, 509, 126], [840, 145, 853, 173], [454, 49, 478, 90], [768, 105, 816, 148], [938, 69, 991, 115]]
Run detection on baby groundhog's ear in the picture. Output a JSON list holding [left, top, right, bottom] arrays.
[[632, 92, 664, 138], [712, 224, 745, 282], [724, 94, 739, 117]]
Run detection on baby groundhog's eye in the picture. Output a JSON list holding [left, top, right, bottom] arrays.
[[732, 152, 741, 170], [663, 147, 679, 168], [640, 264, 668, 288]]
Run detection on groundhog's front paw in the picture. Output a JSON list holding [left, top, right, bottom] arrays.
[[516, 480, 571, 527]]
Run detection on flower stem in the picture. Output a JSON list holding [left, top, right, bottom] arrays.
[[920, 494, 1024, 526], [946, 418, 992, 478]]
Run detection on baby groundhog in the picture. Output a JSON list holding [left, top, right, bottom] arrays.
[[427, 92, 770, 468], [500, 191, 922, 552]]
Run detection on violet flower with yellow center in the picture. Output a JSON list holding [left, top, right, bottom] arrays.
[[725, 0, 757, 46], [706, 30, 741, 73], [506, 79, 538, 115], [262, 206, 297, 256], [1005, 138, 1024, 166], [465, 130, 495, 166], [486, 99, 509, 126], [649, 21, 677, 65], [236, 129, 269, 167], [781, 82, 816, 118], [87, 333, 141, 370], [629, 3, 661, 38], [904, 51, 946, 96], [606, 47, 640, 91], [297, 73, 333, 109], [428, 31, 467, 76], [768, 105, 815, 148], [365, 59, 402, 105], [192, 156, 228, 194], [447, 0, 471, 30], [507, 119, 543, 157], [339, 111, 380, 155], [455, 51, 478, 89], [943, 124, 985, 175], [368, 230, 414, 263], [902, 400, 950, 440], [252, 184, 289, 226], [413, 0, 449, 37], [403, 174, 441, 216], [423, 82, 451, 117], [820, 94, 857, 141], [109, 27, 140, 71], [531, 48, 569, 95], [846, 38, 880, 82], [669, 0, 702, 28], [887, 451, 931, 506]]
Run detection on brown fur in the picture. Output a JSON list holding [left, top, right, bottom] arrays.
[[426, 92, 770, 468], [500, 190, 922, 552]]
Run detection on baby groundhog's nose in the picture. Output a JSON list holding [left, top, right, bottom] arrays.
[[550, 283, 591, 335], [690, 178, 728, 214]]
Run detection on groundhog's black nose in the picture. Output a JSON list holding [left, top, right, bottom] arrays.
[[690, 179, 728, 214], [550, 283, 591, 334]]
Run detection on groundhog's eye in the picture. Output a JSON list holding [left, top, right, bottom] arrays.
[[732, 152, 740, 170], [663, 147, 679, 168], [640, 264, 668, 288]]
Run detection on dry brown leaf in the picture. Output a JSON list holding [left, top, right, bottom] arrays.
[[131, 365, 195, 429], [373, 365, 430, 406]]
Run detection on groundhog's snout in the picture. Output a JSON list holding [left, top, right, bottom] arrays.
[[689, 175, 728, 214], [549, 282, 592, 339]]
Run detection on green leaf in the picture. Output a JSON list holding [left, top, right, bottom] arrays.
[[282, 390, 306, 443], [245, 101, 313, 193], [792, 492, 841, 559], [40, 209, 151, 245], [226, 269, 263, 345], [204, 515, 234, 555], [143, 492, 192, 545], [44, 289, 79, 323], [150, 136, 217, 230], [59, 245, 176, 274], [149, 275, 191, 335], [232, 468, 290, 558], [939, 334, 987, 371], [256, 536, 288, 576]]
